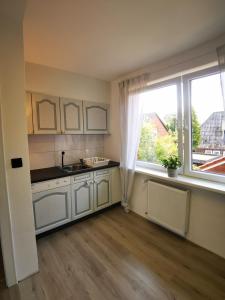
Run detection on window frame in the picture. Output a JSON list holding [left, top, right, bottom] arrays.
[[183, 65, 225, 183], [136, 77, 183, 172]]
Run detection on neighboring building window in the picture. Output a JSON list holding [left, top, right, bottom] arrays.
[[205, 150, 213, 154], [137, 79, 181, 169], [184, 66, 225, 181], [213, 150, 221, 155]]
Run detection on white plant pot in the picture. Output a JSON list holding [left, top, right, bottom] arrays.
[[167, 168, 178, 178]]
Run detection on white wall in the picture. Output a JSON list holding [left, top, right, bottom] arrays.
[[0, 2, 38, 286], [104, 81, 121, 161], [105, 34, 225, 259], [116, 33, 225, 84], [25, 62, 110, 103], [130, 174, 225, 258]]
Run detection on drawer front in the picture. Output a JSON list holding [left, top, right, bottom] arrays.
[[94, 168, 112, 177], [72, 172, 93, 184], [32, 177, 71, 193]]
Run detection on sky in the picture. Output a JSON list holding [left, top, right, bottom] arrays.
[[141, 73, 223, 125], [191, 73, 223, 124]]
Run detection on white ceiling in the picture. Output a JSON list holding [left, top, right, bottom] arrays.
[[23, 0, 225, 81]]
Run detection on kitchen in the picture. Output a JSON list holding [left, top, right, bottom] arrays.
[[25, 65, 122, 235], [1, 1, 225, 299]]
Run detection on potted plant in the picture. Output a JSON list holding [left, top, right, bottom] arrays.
[[161, 155, 182, 178]]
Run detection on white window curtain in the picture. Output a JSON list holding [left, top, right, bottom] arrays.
[[217, 44, 225, 110], [119, 73, 150, 212]]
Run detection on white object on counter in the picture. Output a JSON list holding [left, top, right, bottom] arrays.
[[83, 157, 110, 167]]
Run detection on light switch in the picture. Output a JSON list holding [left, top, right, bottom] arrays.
[[11, 158, 23, 168]]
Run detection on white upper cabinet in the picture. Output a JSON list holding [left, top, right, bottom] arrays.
[[26, 92, 33, 134], [83, 101, 109, 134], [27, 92, 110, 135], [60, 98, 83, 134], [32, 93, 61, 134]]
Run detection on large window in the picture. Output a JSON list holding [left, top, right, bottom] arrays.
[[137, 79, 182, 170], [138, 66, 225, 182]]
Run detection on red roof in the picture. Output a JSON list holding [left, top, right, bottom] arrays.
[[199, 156, 225, 174]]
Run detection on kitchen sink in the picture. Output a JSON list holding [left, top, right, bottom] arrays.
[[59, 163, 91, 173]]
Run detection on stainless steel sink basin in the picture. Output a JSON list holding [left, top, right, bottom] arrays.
[[59, 163, 91, 173]]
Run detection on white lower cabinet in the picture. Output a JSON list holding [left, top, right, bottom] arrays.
[[32, 167, 120, 234], [71, 180, 94, 220], [94, 174, 111, 211], [32, 185, 71, 234], [71, 171, 111, 215]]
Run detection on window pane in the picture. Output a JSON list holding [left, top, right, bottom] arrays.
[[138, 84, 178, 164], [190, 73, 225, 175]]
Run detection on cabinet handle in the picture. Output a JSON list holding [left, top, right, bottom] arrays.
[[85, 180, 94, 186]]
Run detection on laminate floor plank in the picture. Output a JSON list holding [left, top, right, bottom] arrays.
[[99, 210, 225, 296], [0, 206, 225, 300]]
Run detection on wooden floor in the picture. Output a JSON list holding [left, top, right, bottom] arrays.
[[1, 206, 225, 300]]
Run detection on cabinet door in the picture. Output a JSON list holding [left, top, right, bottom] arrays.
[[32, 93, 61, 134], [72, 180, 94, 220], [60, 98, 83, 134], [32, 186, 71, 234], [83, 101, 109, 134], [26, 92, 33, 134], [94, 175, 111, 211]]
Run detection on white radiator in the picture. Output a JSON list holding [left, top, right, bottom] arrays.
[[147, 181, 190, 237]]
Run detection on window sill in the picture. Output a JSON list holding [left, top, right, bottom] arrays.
[[135, 166, 225, 195]]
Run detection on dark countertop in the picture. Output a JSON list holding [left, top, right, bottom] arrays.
[[30, 161, 120, 183]]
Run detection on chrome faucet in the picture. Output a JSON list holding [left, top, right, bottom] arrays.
[[61, 151, 65, 168]]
